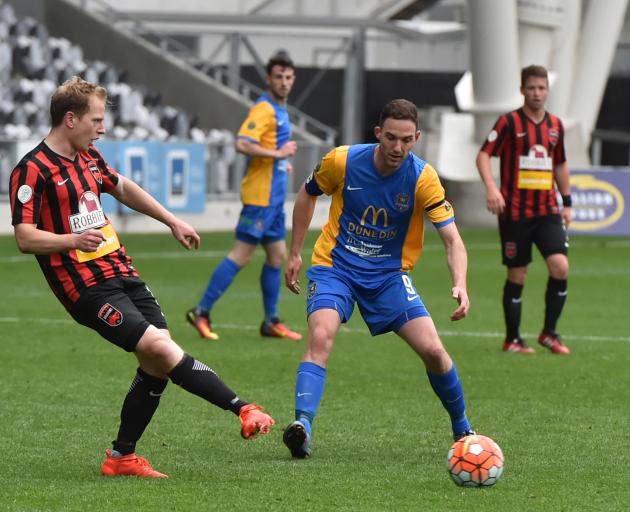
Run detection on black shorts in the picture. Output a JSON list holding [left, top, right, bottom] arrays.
[[499, 214, 568, 267], [69, 277, 168, 352]]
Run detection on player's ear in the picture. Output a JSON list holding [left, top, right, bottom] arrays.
[[65, 111, 75, 129], [415, 130, 421, 143], [374, 125, 381, 139]]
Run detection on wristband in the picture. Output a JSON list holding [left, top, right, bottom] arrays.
[[562, 195, 572, 207]]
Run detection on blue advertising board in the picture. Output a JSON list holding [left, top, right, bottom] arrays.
[[569, 169, 630, 236], [95, 141, 205, 216]]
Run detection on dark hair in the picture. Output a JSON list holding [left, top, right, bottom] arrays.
[[266, 51, 295, 75], [521, 65, 548, 86], [50, 76, 107, 127], [378, 99, 419, 128]]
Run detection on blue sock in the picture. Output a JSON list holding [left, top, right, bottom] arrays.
[[198, 258, 240, 313], [260, 263, 281, 322], [427, 365, 471, 435], [295, 362, 326, 437]]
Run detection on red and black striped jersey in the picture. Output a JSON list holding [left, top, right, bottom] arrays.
[[10, 142, 137, 310], [480, 108, 566, 222]]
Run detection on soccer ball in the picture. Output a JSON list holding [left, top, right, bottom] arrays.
[[447, 434, 504, 487]]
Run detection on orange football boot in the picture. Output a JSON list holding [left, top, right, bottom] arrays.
[[101, 450, 167, 478], [186, 309, 219, 340], [239, 403, 275, 439], [260, 320, 303, 341]]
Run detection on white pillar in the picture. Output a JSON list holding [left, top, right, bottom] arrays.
[[547, 0, 581, 119], [517, 0, 565, 69], [568, 0, 630, 144], [467, 0, 521, 142]]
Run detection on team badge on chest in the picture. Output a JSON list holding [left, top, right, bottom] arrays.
[[87, 161, 102, 184], [395, 193, 410, 212]]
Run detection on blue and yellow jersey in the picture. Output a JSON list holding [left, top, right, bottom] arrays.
[[237, 92, 292, 207], [305, 144, 454, 274]]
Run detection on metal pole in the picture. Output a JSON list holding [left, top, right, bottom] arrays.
[[341, 29, 365, 145], [228, 32, 241, 92]]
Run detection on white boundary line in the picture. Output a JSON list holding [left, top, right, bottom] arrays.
[[0, 316, 627, 342]]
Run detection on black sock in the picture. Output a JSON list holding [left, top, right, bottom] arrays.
[[544, 277, 568, 334], [168, 354, 248, 415], [113, 368, 168, 455], [503, 280, 523, 340]]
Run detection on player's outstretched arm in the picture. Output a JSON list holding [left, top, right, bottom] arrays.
[[285, 185, 317, 294], [437, 222, 470, 321], [109, 176, 200, 249]]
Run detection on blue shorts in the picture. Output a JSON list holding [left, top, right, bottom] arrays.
[[235, 204, 286, 245], [305, 265, 430, 336]]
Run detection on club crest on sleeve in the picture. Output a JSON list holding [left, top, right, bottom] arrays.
[[504, 242, 517, 259], [17, 184, 33, 204], [98, 303, 123, 327], [87, 161, 102, 184]]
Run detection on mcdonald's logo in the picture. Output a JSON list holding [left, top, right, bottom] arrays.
[[361, 205, 389, 227]]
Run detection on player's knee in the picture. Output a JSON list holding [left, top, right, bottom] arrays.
[[136, 330, 183, 368], [422, 345, 450, 373], [266, 253, 285, 267], [306, 325, 334, 360], [548, 256, 569, 279], [227, 252, 251, 267]]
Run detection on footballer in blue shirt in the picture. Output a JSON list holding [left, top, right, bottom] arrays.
[[283, 99, 475, 458]]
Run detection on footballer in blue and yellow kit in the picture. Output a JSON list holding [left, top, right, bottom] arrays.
[[282, 99, 474, 459], [188, 53, 302, 341], [304, 143, 455, 335], [236, 91, 292, 244]]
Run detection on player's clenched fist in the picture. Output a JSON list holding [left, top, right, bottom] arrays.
[[74, 229, 105, 252]]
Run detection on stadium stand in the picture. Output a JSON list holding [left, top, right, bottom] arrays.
[[0, 1, 235, 148]]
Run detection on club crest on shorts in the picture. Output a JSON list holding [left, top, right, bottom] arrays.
[[98, 303, 123, 327], [504, 242, 517, 259], [307, 281, 317, 299]]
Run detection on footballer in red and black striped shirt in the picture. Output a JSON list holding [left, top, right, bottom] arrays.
[[480, 107, 566, 222], [9, 76, 275, 478], [10, 141, 136, 310], [476, 65, 572, 356]]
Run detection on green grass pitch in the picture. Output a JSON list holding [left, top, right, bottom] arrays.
[[1, 228, 629, 511]]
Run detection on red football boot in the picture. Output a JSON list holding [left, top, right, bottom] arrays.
[[538, 332, 571, 355], [101, 450, 167, 478]]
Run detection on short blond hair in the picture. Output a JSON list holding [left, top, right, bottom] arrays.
[[50, 76, 107, 126]]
